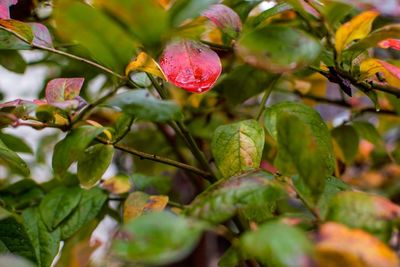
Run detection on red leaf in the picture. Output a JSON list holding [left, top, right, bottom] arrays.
[[0, 0, 18, 19], [159, 40, 222, 93], [45, 78, 85, 103], [29, 23, 53, 47], [378, 39, 400, 50], [202, 4, 242, 37]]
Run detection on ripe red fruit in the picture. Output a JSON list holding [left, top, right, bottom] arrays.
[[159, 39, 222, 93]]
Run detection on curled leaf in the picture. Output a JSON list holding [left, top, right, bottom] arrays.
[[379, 38, 400, 50], [125, 52, 166, 80], [202, 4, 242, 38], [316, 222, 399, 267], [0, 0, 18, 19], [159, 39, 222, 93], [360, 58, 400, 88], [45, 78, 86, 110], [335, 11, 379, 54]]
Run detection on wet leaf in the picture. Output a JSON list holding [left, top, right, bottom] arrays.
[[211, 120, 264, 178], [185, 170, 285, 224], [113, 211, 204, 265], [77, 144, 114, 188], [237, 25, 321, 72], [360, 58, 400, 88], [316, 222, 399, 267], [125, 52, 166, 80], [335, 11, 379, 54], [202, 4, 242, 38], [325, 191, 400, 241], [240, 221, 315, 267], [160, 39, 222, 93], [124, 191, 169, 221], [107, 90, 182, 122]]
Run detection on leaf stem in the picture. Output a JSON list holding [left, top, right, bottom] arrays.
[[96, 137, 214, 181], [256, 75, 281, 121]]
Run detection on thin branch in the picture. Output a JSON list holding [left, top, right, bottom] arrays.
[[256, 75, 281, 120], [96, 137, 214, 181], [147, 74, 217, 181], [34, 44, 125, 79]]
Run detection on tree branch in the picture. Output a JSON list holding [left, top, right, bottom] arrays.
[[96, 137, 214, 181]]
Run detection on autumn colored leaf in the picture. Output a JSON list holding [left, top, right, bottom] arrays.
[[44, 78, 86, 110], [0, 0, 18, 19], [360, 58, 400, 88], [125, 52, 166, 80], [335, 11, 379, 54], [102, 174, 132, 194], [159, 39, 222, 93], [316, 222, 399, 267], [0, 19, 34, 44], [379, 38, 400, 50], [124, 191, 169, 221], [29, 23, 53, 48], [201, 4, 242, 38]]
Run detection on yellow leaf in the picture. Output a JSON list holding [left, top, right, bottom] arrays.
[[124, 191, 168, 221], [157, 0, 174, 10], [360, 58, 400, 88], [125, 52, 167, 80], [86, 120, 113, 140], [335, 11, 379, 54], [102, 174, 131, 194], [316, 222, 399, 267]]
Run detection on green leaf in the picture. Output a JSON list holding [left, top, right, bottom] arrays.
[[0, 20, 34, 44], [0, 132, 32, 154], [22, 207, 60, 267], [211, 120, 264, 178], [326, 191, 400, 241], [0, 50, 26, 73], [185, 170, 285, 224], [39, 186, 82, 230], [331, 125, 360, 164], [77, 144, 114, 188], [52, 126, 103, 178], [240, 221, 315, 267], [107, 90, 182, 122], [265, 102, 335, 202], [214, 65, 275, 106], [218, 247, 240, 267], [351, 121, 382, 147], [322, 1, 354, 28], [0, 208, 36, 263], [237, 25, 321, 72], [94, 0, 168, 48], [112, 211, 204, 265], [169, 0, 219, 27], [0, 29, 30, 49], [60, 187, 107, 239], [54, 0, 138, 73], [0, 137, 30, 176]]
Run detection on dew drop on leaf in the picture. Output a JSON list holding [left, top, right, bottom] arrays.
[[159, 40, 222, 93]]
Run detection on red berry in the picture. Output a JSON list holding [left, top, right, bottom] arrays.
[[159, 40, 222, 93]]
